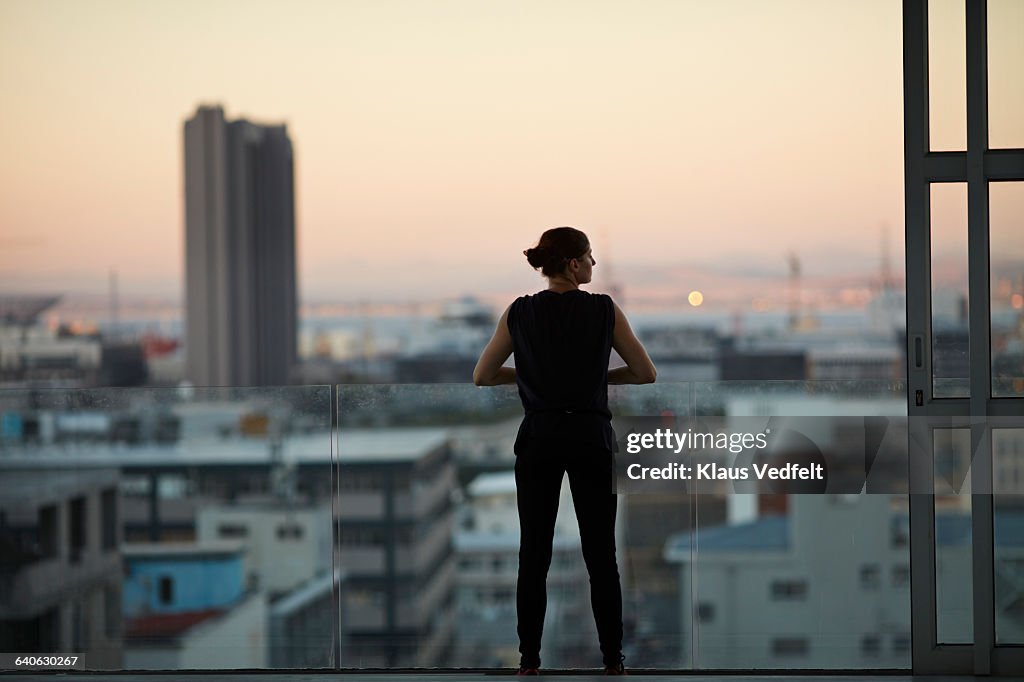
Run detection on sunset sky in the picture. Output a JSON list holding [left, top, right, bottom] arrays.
[[0, 0, 1020, 306]]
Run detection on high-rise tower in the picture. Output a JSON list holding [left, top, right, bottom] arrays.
[[184, 105, 297, 386]]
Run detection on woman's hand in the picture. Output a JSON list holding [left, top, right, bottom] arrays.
[[473, 306, 517, 386]]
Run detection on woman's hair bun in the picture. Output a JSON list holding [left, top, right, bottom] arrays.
[[524, 246, 548, 269]]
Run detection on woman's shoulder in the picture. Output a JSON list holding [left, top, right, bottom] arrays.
[[512, 289, 613, 305], [505, 295, 530, 328], [586, 291, 615, 308]]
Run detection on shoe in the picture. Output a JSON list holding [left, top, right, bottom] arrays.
[[603, 655, 627, 675], [516, 666, 540, 675]]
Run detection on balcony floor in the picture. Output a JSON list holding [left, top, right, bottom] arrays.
[[0, 674, 990, 681]]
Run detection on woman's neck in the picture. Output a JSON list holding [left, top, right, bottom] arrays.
[[547, 274, 580, 292]]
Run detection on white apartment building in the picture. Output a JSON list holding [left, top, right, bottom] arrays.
[[334, 427, 457, 668], [196, 502, 332, 595], [665, 493, 1024, 669]]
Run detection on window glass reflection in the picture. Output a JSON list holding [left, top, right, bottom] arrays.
[[928, 0, 968, 151], [930, 183, 970, 398], [933, 428, 973, 644], [988, 0, 1024, 149], [990, 182, 1024, 397]]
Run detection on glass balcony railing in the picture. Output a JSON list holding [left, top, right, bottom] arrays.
[[1, 381, 1020, 671], [0, 386, 334, 670]]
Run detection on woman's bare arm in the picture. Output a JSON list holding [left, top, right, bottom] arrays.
[[473, 306, 517, 386], [608, 301, 657, 384]]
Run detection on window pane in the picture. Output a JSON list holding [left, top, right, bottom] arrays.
[[934, 428, 973, 644], [990, 182, 1024, 397], [339, 384, 524, 668], [930, 183, 970, 398], [928, 0, 967, 151], [988, 0, 1024, 149], [994, 428, 1024, 644]]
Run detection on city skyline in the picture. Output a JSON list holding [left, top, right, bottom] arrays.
[[1, 0, 1022, 304]]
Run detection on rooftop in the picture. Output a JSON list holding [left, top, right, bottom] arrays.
[[0, 294, 61, 325], [0, 427, 450, 468], [121, 540, 246, 558], [664, 511, 1024, 562], [454, 530, 579, 552], [124, 608, 223, 641], [468, 470, 517, 497]]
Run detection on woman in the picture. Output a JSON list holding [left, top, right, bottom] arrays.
[[473, 226, 657, 676]]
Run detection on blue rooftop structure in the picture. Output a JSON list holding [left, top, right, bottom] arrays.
[[684, 514, 790, 553]]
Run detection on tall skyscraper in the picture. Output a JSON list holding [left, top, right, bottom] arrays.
[[184, 105, 297, 386]]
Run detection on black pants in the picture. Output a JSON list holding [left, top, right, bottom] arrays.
[[514, 441, 623, 668]]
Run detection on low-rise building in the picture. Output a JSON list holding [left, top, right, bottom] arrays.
[[0, 468, 123, 668], [269, 569, 344, 669], [665, 493, 1024, 668], [335, 428, 457, 667], [121, 541, 266, 669], [196, 502, 332, 596]]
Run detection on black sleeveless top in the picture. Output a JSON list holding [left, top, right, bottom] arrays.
[[507, 289, 616, 454]]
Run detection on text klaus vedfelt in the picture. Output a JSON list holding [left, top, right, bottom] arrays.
[[623, 428, 824, 482]]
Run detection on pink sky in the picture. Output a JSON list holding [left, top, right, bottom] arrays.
[[0, 0, 1020, 305]]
